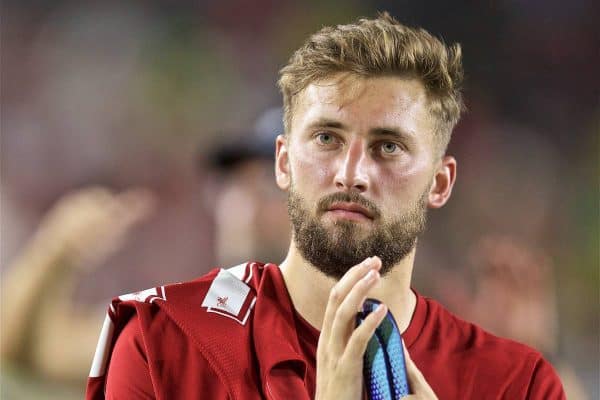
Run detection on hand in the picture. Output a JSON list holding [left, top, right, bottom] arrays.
[[315, 256, 387, 400], [35, 186, 156, 269], [403, 342, 438, 399]]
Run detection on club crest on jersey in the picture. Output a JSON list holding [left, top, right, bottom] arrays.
[[217, 296, 228, 307], [201, 265, 256, 326]]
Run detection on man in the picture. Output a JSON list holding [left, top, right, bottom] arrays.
[[206, 107, 290, 267], [86, 13, 565, 399]]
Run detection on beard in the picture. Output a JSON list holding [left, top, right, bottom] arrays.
[[287, 187, 428, 280]]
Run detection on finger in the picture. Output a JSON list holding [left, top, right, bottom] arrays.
[[112, 188, 157, 230], [329, 268, 381, 354], [93, 188, 156, 242], [343, 302, 387, 361], [320, 257, 381, 341], [403, 341, 437, 398], [117, 188, 157, 220]]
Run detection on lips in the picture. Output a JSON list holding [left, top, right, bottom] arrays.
[[327, 202, 374, 219]]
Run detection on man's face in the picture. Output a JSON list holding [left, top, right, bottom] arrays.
[[276, 74, 444, 279], [213, 159, 290, 266]]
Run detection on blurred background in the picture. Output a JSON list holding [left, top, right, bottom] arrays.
[[1, 0, 598, 399]]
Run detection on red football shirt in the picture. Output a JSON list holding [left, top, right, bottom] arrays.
[[104, 263, 321, 399], [93, 262, 565, 399]]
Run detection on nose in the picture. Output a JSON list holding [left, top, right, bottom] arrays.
[[334, 138, 369, 192]]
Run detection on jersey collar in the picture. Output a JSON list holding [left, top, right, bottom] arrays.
[[251, 263, 311, 400]]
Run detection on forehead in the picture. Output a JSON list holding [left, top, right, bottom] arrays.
[[291, 73, 436, 137]]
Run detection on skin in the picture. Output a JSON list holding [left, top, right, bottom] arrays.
[[1, 187, 155, 380], [275, 73, 457, 399]]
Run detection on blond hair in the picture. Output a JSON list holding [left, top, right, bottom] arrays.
[[278, 12, 465, 155]]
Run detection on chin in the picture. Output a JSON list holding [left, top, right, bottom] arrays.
[[326, 221, 372, 240]]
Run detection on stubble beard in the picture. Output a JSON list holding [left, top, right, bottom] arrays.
[[287, 186, 429, 280]]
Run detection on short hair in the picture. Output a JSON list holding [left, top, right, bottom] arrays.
[[278, 12, 465, 156]]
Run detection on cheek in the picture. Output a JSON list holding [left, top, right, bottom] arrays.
[[379, 158, 432, 202], [374, 168, 411, 203], [291, 149, 333, 188]]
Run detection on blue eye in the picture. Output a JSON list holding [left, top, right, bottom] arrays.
[[317, 133, 335, 145], [381, 142, 398, 154]]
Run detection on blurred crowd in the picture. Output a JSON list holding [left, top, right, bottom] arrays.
[[1, 1, 598, 399]]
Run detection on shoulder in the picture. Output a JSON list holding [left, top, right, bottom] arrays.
[[87, 262, 268, 400], [422, 294, 537, 356], [92, 261, 266, 374], [419, 295, 565, 398], [112, 261, 267, 333]]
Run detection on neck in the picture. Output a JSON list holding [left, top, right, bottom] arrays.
[[278, 240, 417, 334]]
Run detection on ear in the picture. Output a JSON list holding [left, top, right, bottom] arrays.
[[275, 134, 291, 190], [428, 155, 457, 208]]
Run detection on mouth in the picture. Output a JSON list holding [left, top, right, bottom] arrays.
[[327, 202, 374, 221]]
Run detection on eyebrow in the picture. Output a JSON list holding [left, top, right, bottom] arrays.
[[370, 127, 414, 141], [307, 118, 346, 131], [307, 118, 415, 141]]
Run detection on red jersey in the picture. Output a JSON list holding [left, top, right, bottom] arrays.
[[86, 262, 565, 399]]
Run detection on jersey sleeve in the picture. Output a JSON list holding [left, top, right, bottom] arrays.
[[104, 314, 231, 399], [105, 316, 155, 399], [525, 356, 566, 400]]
